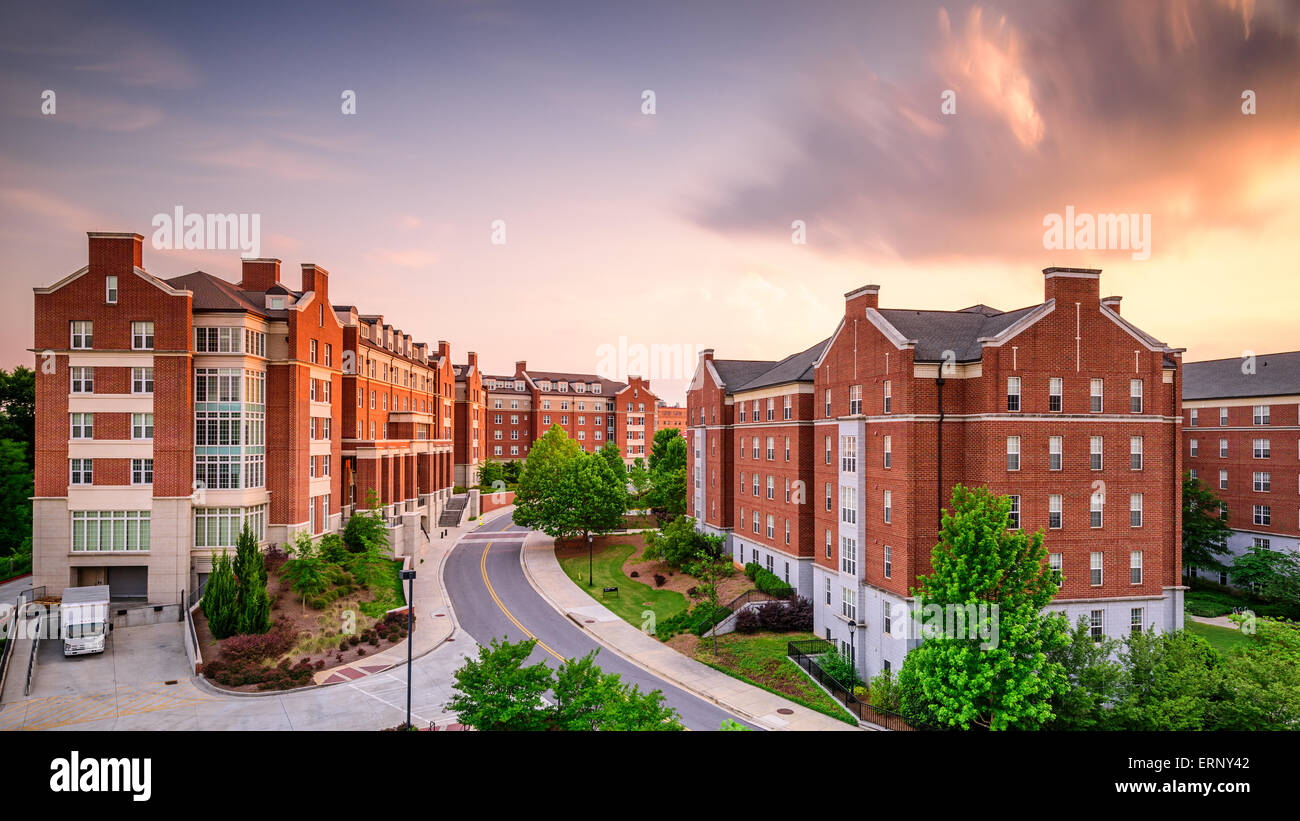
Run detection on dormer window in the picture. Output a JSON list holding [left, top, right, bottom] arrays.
[[269, 296, 285, 310]]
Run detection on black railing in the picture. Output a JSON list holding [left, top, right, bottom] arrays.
[[787, 640, 929, 731], [0, 595, 17, 696]]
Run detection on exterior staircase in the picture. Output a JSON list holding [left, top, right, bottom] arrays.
[[438, 495, 468, 528]]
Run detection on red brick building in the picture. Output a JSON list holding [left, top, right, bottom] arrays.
[[1182, 352, 1300, 580], [453, 353, 486, 487], [689, 268, 1185, 679], [31, 232, 455, 604], [655, 402, 687, 437], [481, 362, 659, 465]]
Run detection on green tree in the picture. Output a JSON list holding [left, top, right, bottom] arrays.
[[646, 435, 687, 519], [900, 485, 1069, 730], [283, 530, 327, 612], [343, 489, 390, 555], [1229, 543, 1300, 600], [202, 551, 239, 639], [0, 366, 35, 461], [648, 427, 681, 472], [628, 458, 651, 500], [1183, 472, 1232, 572], [551, 651, 683, 730], [514, 427, 626, 541], [448, 637, 554, 731], [644, 515, 723, 569], [1047, 616, 1122, 730], [0, 439, 33, 558], [1111, 629, 1219, 730], [1209, 617, 1300, 730], [233, 525, 270, 634], [478, 457, 506, 490]]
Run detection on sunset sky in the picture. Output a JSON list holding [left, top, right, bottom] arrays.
[[2, 0, 1297, 403]]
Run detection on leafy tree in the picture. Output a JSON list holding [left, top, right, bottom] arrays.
[[1047, 616, 1122, 730], [318, 533, 349, 564], [1209, 617, 1300, 730], [551, 651, 683, 731], [900, 485, 1069, 730], [628, 458, 651, 500], [447, 638, 557, 731], [1183, 472, 1232, 571], [449, 638, 683, 731], [0, 439, 33, 558], [647, 427, 681, 472], [719, 719, 751, 731], [514, 427, 627, 541], [0, 366, 35, 460], [502, 460, 523, 484], [867, 668, 902, 712], [643, 515, 723, 568], [343, 489, 390, 555], [1229, 544, 1300, 600], [283, 530, 327, 612], [478, 457, 506, 490], [646, 436, 687, 519], [202, 551, 239, 639], [1110, 629, 1219, 730]]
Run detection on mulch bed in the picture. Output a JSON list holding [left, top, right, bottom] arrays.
[[194, 551, 407, 692], [554, 533, 752, 610]]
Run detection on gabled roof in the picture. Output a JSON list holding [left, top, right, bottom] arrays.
[[165, 271, 282, 317], [1184, 351, 1300, 400], [732, 337, 830, 392], [876, 303, 1044, 362], [711, 359, 779, 389]]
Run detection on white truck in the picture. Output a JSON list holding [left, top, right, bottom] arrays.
[[61, 585, 112, 656]]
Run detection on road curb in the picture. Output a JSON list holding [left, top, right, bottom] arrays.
[[516, 534, 773, 730]]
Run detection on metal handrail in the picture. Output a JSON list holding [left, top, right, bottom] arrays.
[[24, 609, 43, 696], [786, 640, 932, 731]]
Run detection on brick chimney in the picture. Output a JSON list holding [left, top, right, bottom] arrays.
[[1043, 267, 1101, 305], [1101, 295, 1122, 314], [241, 258, 281, 292], [700, 348, 714, 363], [437, 340, 449, 361], [844, 284, 880, 317], [515, 360, 527, 376], [88, 232, 143, 277], [468, 351, 478, 368], [301, 264, 329, 302]]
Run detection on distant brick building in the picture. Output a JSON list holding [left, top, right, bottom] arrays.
[[32, 232, 455, 604], [481, 362, 659, 465], [1182, 352, 1300, 580], [688, 268, 1185, 679], [655, 402, 687, 436], [453, 353, 486, 487]]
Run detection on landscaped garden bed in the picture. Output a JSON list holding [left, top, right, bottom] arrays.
[[694, 631, 857, 725]]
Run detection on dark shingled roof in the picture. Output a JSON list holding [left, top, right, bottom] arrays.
[[711, 359, 779, 390], [733, 337, 830, 391], [877, 304, 1043, 361], [166, 271, 286, 317], [1184, 352, 1300, 400]]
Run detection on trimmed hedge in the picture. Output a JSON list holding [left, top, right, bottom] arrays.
[[744, 562, 793, 598]]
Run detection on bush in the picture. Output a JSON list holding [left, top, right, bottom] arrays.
[[744, 562, 760, 581], [653, 573, 667, 588], [218, 620, 296, 664], [734, 608, 760, 634], [629, 571, 639, 578], [751, 566, 793, 599], [756, 596, 813, 631]]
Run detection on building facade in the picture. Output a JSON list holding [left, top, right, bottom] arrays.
[[32, 232, 455, 604], [453, 353, 486, 487], [1182, 352, 1300, 580], [688, 268, 1185, 680], [655, 402, 687, 436], [479, 361, 660, 465]]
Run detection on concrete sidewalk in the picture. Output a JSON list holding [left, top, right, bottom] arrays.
[[519, 532, 858, 732], [311, 504, 517, 685]]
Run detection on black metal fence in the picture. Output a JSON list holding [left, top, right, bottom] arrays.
[[787, 639, 928, 731]]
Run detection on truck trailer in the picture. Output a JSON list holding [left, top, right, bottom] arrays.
[[60, 585, 112, 656]]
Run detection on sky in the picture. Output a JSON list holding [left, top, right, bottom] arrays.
[[2, 0, 1298, 404]]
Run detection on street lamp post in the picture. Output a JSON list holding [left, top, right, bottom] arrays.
[[847, 619, 858, 702], [400, 568, 417, 728], [587, 532, 594, 587]]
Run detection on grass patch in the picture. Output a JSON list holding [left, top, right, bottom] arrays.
[[359, 558, 406, 618], [1186, 620, 1253, 655], [695, 631, 857, 726], [558, 542, 688, 628]]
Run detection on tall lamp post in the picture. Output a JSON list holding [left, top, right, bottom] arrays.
[[587, 532, 594, 587], [846, 619, 858, 702], [400, 568, 417, 728]]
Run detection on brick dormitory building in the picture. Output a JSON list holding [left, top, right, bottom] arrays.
[[1182, 351, 1300, 580], [30, 232, 457, 605], [479, 362, 660, 466], [688, 268, 1187, 679]]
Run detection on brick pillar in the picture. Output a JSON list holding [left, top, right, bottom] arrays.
[[405, 453, 417, 501], [357, 456, 378, 510]]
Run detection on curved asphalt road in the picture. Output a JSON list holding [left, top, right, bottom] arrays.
[[445, 513, 754, 731]]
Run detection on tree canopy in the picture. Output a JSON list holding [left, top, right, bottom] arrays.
[[512, 426, 628, 541], [1183, 472, 1232, 571]]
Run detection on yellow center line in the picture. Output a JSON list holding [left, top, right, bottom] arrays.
[[479, 542, 565, 662]]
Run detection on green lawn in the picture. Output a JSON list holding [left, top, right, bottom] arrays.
[[359, 558, 406, 618], [1186, 620, 1253, 655], [558, 543, 688, 628], [696, 631, 858, 725]]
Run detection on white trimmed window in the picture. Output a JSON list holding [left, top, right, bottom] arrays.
[[1253, 471, 1270, 492], [70, 367, 94, 393], [849, 384, 862, 415], [105, 275, 118, 303], [1090, 435, 1103, 470], [883, 490, 892, 524], [1090, 491, 1104, 528], [1130, 551, 1143, 584], [1049, 377, 1062, 412], [1049, 435, 1062, 470], [72, 510, 150, 552], [1130, 493, 1143, 527], [841, 486, 857, 524], [1090, 552, 1103, 586], [840, 435, 857, 473], [884, 543, 892, 578], [1130, 378, 1143, 413], [883, 435, 892, 468], [1130, 435, 1143, 470], [883, 381, 892, 414], [70, 458, 92, 485], [1131, 608, 1144, 635], [70, 412, 93, 439], [1050, 553, 1063, 588], [131, 321, 154, 350], [1220, 469, 1228, 490], [1253, 438, 1271, 459], [1089, 378, 1103, 412], [1254, 405, 1270, 425], [1254, 505, 1271, 526], [1090, 610, 1103, 641], [70, 321, 93, 349], [131, 367, 154, 394], [1007, 495, 1020, 529], [1007, 376, 1021, 411], [131, 458, 153, 485], [131, 413, 154, 440], [1048, 494, 1062, 529], [1006, 435, 1020, 471], [1220, 438, 1229, 458], [1189, 438, 1198, 457], [841, 536, 857, 575]]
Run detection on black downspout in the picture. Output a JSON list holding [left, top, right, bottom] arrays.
[[936, 377, 946, 528]]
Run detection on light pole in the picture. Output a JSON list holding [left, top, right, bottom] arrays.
[[846, 619, 858, 701], [587, 532, 593, 587], [400, 568, 416, 728]]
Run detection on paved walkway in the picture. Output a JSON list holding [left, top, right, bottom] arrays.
[[1187, 613, 1243, 630], [518, 532, 857, 732]]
